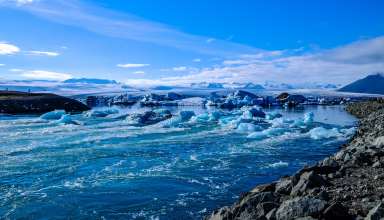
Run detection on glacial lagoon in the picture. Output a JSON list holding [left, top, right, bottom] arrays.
[[0, 105, 356, 219]]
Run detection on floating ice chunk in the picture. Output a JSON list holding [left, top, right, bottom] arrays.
[[157, 117, 182, 127], [156, 111, 195, 127], [304, 112, 314, 124], [270, 117, 289, 127], [265, 112, 282, 120], [179, 111, 195, 121], [236, 123, 263, 132], [192, 111, 223, 123], [177, 97, 205, 106], [248, 127, 288, 139], [40, 110, 66, 120], [263, 127, 287, 136], [291, 119, 305, 127], [308, 127, 341, 139], [191, 113, 209, 122], [340, 127, 356, 136], [241, 106, 265, 119], [291, 112, 315, 128], [242, 110, 254, 120], [86, 108, 119, 117], [247, 131, 268, 140], [209, 111, 222, 121], [56, 115, 78, 125]]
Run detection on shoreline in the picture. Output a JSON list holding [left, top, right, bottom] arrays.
[[206, 100, 384, 220]]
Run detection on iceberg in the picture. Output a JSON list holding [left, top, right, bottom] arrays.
[[291, 112, 315, 128], [192, 111, 223, 122], [236, 123, 263, 132], [304, 112, 314, 124], [265, 112, 282, 120], [247, 132, 268, 140], [40, 110, 66, 120], [248, 127, 288, 139], [157, 111, 195, 127], [126, 109, 172, 126], [179, 111, 195, 121], [56, 115, 79, 125], [86, 108, 119, 117]]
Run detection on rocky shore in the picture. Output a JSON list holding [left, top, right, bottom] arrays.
[[0, 91, 90, 114], [206, 101, 384, 220]]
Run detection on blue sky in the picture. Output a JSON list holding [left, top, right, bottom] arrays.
[[0, 0, 383, 86]]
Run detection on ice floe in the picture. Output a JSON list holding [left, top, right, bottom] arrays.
[[40, 110, 66, 120], [308, 127, 342, 140], [85, 108, 119, 117]]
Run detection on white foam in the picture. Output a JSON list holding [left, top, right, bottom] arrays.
[[268, 161, 289, 168]]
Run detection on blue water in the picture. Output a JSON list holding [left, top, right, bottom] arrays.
[[0, 105, 356, 219]]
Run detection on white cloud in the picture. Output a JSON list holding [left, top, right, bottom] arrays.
[[21, 70, 72, 80], [193, 58, 201, 62], [27, 50, 60, 56], [117, 63, 150, 68], [9, 68, 23, 72], [0, 64, 5, 66], [0, 42, 20, 55], [0, 0, 34, 6], [16, 0, 33, 4], [172, 66, 187, 71], [133, 71, 145, 74], [3, 0, 260, 56], [122, 36, 384, 86], [206, 38, 215, 43]]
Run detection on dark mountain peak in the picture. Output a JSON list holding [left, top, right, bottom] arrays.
[[339, 73, 384, 95]]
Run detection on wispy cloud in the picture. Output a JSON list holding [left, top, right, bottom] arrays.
[[117, 63, 150, 68], [27, 50, 60, 56], [9, 68, 23, 72], [133, 71, 145, 74], [172, 66, 187, 71], [192, 58, 201, 62], [0, 64, 5, 66], [206, 38, 215, 43], [124, 37, 384, 86], [0, 42, 20, 55], [21, 70, 72, 80], [0, 0, 261, 57], [0, 0, 35, 5]]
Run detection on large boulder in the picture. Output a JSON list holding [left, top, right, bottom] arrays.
[[275, 197, 327, 220], [290, 171, 328, 196]]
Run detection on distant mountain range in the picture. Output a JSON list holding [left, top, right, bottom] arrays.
[[63, 78, 118, 84], [339, 73, 384, 95], [190, 82, 265, 90], [263, 81, 340, 90]]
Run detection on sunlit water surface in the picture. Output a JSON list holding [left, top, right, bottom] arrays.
[[0, 105, 356, 219]]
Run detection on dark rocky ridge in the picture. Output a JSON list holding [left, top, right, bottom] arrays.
[[0, 91, 90, 114], [206, 100, 384, 220], [339, 73, 384, 95]]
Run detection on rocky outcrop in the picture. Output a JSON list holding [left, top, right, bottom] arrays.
[[0, 91, 90, 114], [206, 100, 384, 220]]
